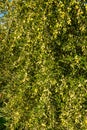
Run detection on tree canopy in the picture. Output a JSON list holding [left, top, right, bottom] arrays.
[[0, 0, 87, 130]]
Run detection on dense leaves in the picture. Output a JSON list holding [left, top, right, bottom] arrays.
[[0, 0, 87, 129]]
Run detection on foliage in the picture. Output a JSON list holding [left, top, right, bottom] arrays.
[[0, 0, 87, 129]]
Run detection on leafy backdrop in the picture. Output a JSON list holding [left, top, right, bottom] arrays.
[[0, 0, 87, 129]]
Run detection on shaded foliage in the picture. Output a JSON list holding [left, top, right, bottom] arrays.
[[0, 0, 87, 130]]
